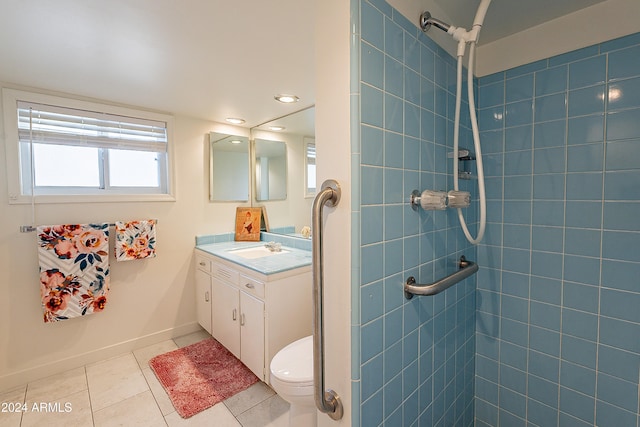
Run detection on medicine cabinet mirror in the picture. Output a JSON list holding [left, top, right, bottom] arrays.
[[209, 133, 250, 202], [250, 106, 315, 235], [254, 138, 287, 201]]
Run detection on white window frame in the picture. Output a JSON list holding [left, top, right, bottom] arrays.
[[3, 88, 176, 204], [303, 137, 316, 198]]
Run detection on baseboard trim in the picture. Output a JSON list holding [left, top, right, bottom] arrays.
[[0, 322, 202, 393]]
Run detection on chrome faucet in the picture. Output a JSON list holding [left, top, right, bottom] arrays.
[[264, 241, 282, 252]]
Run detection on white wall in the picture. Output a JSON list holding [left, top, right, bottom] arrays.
[[388, 0, 640, 77], [476, 0, 640, 76], [0, 83, 250, 390], [316, 0, 352, 425]]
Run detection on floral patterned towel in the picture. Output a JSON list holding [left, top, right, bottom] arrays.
[[37, 224, 110, 323], [114, 219, 157, 261]]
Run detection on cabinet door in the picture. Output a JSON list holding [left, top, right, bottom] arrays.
[[195, 269, 212, 334], [212, 278, 241, 359], [240, 291, 265, 379]]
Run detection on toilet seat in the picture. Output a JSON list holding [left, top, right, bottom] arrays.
[[270, 335, 314, 387]]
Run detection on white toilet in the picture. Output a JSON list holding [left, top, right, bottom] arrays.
[[270, 335, 317, 427]]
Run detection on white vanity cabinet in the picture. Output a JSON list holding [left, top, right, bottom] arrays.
[[194, 249, 312, 383], [195, 257, 212, 334]]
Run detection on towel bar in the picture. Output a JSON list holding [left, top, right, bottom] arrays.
[[404, 255, 478, 299], [20, 221, 158, 233]]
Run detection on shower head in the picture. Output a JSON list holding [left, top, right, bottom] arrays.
[[420, 11, 451, 33]]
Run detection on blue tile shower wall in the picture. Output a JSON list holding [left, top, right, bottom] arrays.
[[476, 33, 640, 427], [353, 0, 478, 425]]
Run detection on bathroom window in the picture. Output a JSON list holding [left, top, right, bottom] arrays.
[[304, 137, 316, 197], [3, 88, 175, 203]]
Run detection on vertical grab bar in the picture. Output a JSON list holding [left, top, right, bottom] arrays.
[[311, 179, 344, 421]]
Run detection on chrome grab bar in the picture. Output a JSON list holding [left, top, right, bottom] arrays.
[[404, 256, 478, 299], [311, 179, 344, 421]]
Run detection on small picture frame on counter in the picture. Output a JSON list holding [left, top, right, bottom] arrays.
[[234, 207, 263, 241]]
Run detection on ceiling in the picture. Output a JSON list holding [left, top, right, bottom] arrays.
[[433, 0, 608, 45], [0, 1, 610, 129], [0, 0, 314, 129]]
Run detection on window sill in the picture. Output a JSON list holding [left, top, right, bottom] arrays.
[[8, 193, 176, 204]]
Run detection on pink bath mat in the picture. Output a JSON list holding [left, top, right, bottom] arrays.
[[149, 338, 259, 418]]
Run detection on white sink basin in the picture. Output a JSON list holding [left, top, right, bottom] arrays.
[[228, 246, 290, 259]]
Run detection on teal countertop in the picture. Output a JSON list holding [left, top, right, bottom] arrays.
[[195, 241, 312, 275]]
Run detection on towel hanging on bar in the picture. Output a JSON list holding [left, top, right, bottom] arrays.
[[37, 223, 110, 323], [114, 219, 157, 262]]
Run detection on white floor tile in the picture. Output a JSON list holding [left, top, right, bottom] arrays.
[[24, 367, 87, 403], [20, 389, 92, 427], [133, 340, 178, 370], [86, 353, 149, 412], [235, 395, 289, 427], [164, 403, 241, 427], [223, 382, 276, 417], [0, 385, 27, 427], [0, 385, 27, 402], [93, 390, 165, 427], [172, 331, 210, 348], [6, 332, 290, 427], [142, 368, 175, 416]]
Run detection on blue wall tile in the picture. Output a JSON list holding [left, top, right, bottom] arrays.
[[505, 99, 533, 127], [608, 44, 640, 80], [535, 92, 567, 122], [506, 74, 534, 103], [361, 124, 383, 166], [569, 55, 606, 89], [536, 65, 567, 96], [478, 81, 504, 108], [568, 114, 604, 145], [355, 1, 479, 424], [361, 43, 384, 89], [560, 361, 595, 396], [534, 119, 566, 148], [475, 33, 640, 427], [356, 9, 640, 426], [568, 85, 606, 117], [595, 400, 638, 427], [608, 77, 640, 110], [607, 108, 640, 140]]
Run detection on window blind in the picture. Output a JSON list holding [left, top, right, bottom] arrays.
[[306, 143, 316, 165], [17, 101, 167, 152]]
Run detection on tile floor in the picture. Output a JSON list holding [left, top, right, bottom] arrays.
[[0, 330, 290, 427]]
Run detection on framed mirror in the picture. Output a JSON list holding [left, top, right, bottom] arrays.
[[250, 106, 315, 236], [209, 132, 250, 202], [254, 138, 287, 201]]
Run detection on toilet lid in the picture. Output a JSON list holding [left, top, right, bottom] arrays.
[[270, 335, 314, 385]]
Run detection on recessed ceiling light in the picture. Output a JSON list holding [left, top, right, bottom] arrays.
[[269, 126, 285, 131], [274, 94, 299, 103], [226, 117, 245, 124]]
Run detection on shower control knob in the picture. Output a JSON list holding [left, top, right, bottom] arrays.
[[448, 190, 471, 208]]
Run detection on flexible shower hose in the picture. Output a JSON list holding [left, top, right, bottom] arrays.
[[452, 41, 486, 244]]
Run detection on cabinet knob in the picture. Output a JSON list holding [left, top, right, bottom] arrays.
[[240, 313, 246, 326], [205, 291, 210, 302], [245, 283, 255, 289], [199, 261, 206, 267], [232, 308, 237, 321]]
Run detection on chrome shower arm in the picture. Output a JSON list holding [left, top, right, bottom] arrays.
[[420, 11, 451, 33]]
